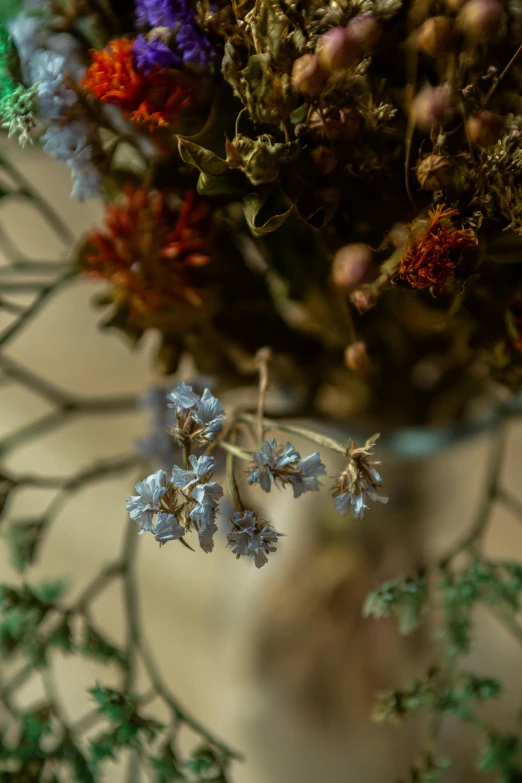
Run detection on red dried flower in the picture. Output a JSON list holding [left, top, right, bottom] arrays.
[[399, 204, 477, 294], [83, 38, 192, 130], [83, 187, 212, 316]]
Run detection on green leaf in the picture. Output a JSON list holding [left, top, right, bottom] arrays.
[[364, 575, 428, 634], [244, 191, 293, 237], [178, 138, 229, 176], [197, 171, 243, 197]]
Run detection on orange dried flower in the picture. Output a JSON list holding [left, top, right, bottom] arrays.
[[83, 38, 192, 130], [83, 187, 212, 316], [399, 204, 477, 293]]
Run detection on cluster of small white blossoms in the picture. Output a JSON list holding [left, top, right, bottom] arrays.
[[126, 383, 388, 567]]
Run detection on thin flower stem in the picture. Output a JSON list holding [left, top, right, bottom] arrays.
[[226, 440, 245, 513], [255, 348, 271, 444], [237, 413, 347, 454], [218, 441, 251, 461], [439, 422, 507, 567]]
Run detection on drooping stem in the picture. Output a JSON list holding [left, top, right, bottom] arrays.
[[439, 421, 507, 566], [237, 413, 347, 454]]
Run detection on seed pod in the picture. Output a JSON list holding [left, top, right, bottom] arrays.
[[310, 145, 338, 174], [332, 243, 373, 289], [345, 341, 371, 372], [466, 110, 504, 147], [347, 14, 381, 50], [411, 84, 453, 131], [291, 54, 328, 97], [318, 27, 361, 73], [416, 154, 455, 189], [416, 16, 453, 56], [458, 0, 503, 39]]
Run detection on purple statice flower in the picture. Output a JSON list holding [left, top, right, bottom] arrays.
[[136, 0, 186, 28], [175, 21, 217, 67], [134, 0, 218, 71], [132, 34, 181, 74]]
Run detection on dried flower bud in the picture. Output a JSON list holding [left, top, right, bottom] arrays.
[[308, 108, 361, 142], [416, 17, 453, 56], [458, 0, 503, 39], [466, 110, 504, 147], [332, 243, 373, 289], [411, 85, 453, 131], [291, 54, 328, 97], [416, 154, 455, 189], [310, 145, 338, 174], [347, 14, 381, 50], [345, 341, 371, 372], [350, 287, 378, 312], [318, 27, 360, 73]]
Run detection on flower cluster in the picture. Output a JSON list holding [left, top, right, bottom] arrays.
[[332, 434, 388, 519], [134, 0, 218, 71], [166, 382, 225, 446], [227, 510, 280, 569], [126, 382, 387, 567], [247, 439, 326, 498], [398, 205, 478, 294], [83, 186, 212, 317], [83, 38, 193, 131], [125, 455, 223, 552]]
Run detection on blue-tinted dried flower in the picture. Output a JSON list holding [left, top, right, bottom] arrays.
[[167, 383, 225, 445], [171, 454, 216, 490], [248, 439, 326, 498], [171, 454, 222, 551], [30, 50, 76, 119], [332, 434, 388, 519], [167, 381, 200, 413], [132, 34, 180, 74], [193, 388, 226, 441], [41, 120, 101, 200], [227, 510, 280, 568], [126, 469, 168, 533], [154, 512, 185, 543], [190, 481, 223, 528]]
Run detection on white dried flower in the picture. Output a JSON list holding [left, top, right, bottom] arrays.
[[154, 512, 185, 544], [125, 470, 168, 533]]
